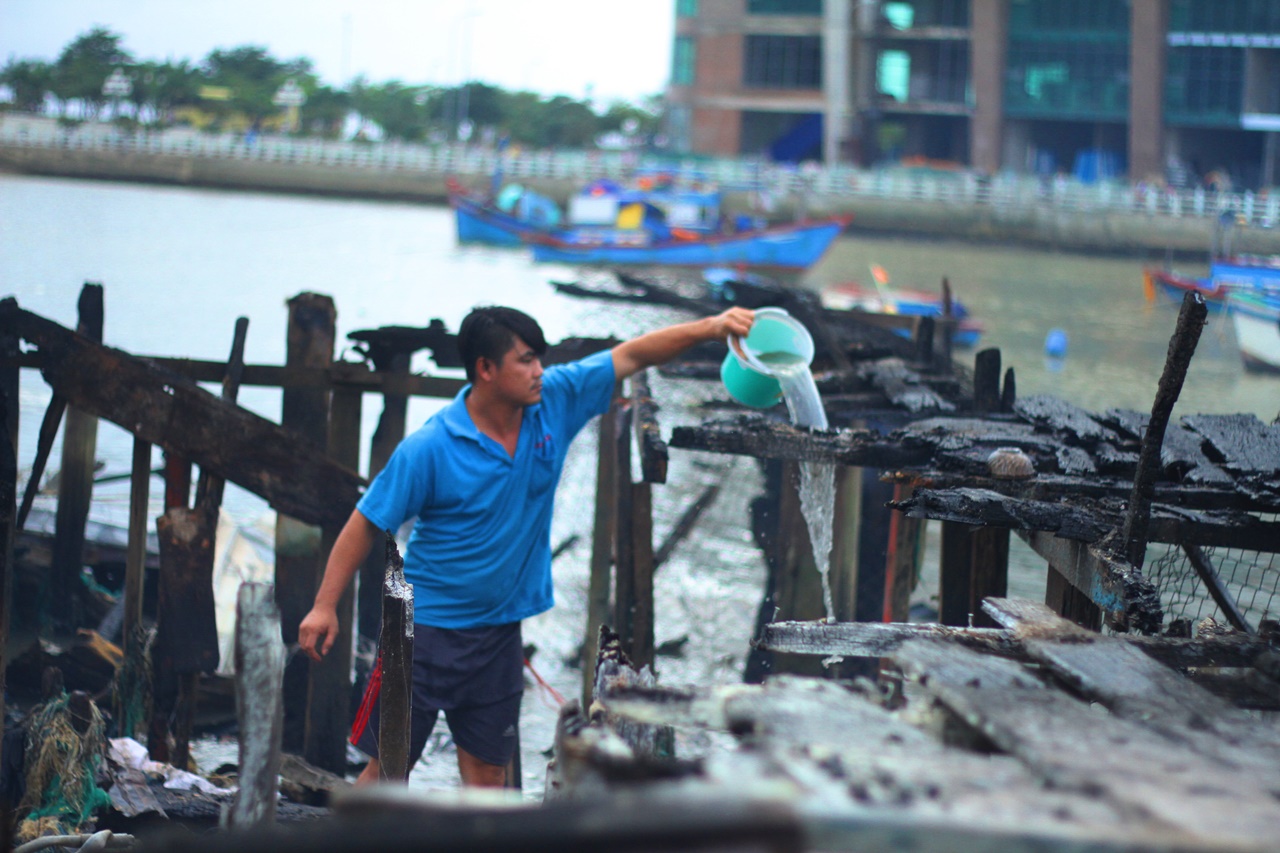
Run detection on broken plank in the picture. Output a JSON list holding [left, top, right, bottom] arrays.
[[1100, 410, 1233, 485], [0, 300, 361, 527], [630, 369, 667, 484], [1020, 530, 1162, 634], [1013, 395, 1110, 444], [754, 618, 1273, 669], [892, 638, 1280, 848], [890, 488, 1110, 542], [669, 418, 931, 467], [982, 598, 1280, 780], [227, 583, 286, 831], [857, 359, 955, 413], [1182, 414, 1280, 477]]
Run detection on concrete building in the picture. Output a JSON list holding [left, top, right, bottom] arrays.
[[665, 0, 1280, 189]]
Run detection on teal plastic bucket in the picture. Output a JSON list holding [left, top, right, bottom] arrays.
[[720, 307, 816, 408]]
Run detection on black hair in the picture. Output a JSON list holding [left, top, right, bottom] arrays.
[[456, 306, 547, 382]]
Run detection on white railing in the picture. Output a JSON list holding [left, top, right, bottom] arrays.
[[3, 120, 1276, 228]]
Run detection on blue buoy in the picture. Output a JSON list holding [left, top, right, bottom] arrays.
[[1044, 328, 1069, 358]]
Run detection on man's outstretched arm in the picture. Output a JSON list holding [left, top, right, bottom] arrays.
[[611, 307, 754, 381], [298, 508, 379, 661]]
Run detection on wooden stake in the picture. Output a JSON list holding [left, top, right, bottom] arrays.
[[582, 390, 618, 709], [226, 582, 286, 830], [14, 394, 64, 531], [1121, 291, 1207, 571], [377, 535, 412, 783], [52, 282, 103, 630]]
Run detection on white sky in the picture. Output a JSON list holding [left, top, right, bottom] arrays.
[[0, 0, 674, 105]]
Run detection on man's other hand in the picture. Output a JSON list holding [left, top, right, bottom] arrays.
[[298, 606, 339, 662]]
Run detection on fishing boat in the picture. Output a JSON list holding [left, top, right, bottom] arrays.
[[1143, 257, 1280, 311], [1226, 291, 1280, 373], [527, 216, 849, 270], [450, 174, 724, 249], [820, 277, 984, 348], [449, 181, 563, 247]]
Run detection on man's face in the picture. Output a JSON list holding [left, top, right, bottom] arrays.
[[485, 336, 544, 406]]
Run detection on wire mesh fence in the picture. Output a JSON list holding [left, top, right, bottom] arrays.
[[1145, 514, 1280, 630]]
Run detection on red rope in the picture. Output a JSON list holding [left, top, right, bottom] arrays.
[[524, 657, 567, 707], [349, 652, 383, 746]]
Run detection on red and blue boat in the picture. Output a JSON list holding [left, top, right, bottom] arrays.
[[1143, 256, 1280, 312]]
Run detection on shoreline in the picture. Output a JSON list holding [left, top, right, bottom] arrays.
[[4, 139, 1279, 261]]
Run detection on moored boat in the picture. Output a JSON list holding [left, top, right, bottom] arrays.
[[527, 216, 849, 270], [1226, 291, 1280, 373], [1143, 256, 1280, 311], [820, 279, 985, 348]]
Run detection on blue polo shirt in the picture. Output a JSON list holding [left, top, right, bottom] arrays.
[[357, 349, 615, 629]]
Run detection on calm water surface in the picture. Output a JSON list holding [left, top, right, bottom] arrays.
[[2, 174, 1275, 792]]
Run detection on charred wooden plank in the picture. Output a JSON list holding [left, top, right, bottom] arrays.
[[630, 369, 667, 484], [227, 582, 286, 830], [1182, 413, 1280, 477], [0, 300, 362, 527], [755, 617, 1274, 669], [893, 638, 1280, 847], [890, 488, 1111, 542], [15, 394, 64, 531], [756, 620, 1023, 659], [1020, 530, 1162, 634], [1054, 445, 1096, 476], [983, 598, 1280, 782], [857, 359, 955, 413], [670, 417, 932, 467], [1102, 410, 1234, 485], [1013, 395, 1110, 444], [582, 394, 619, 708], [972, 348, 1001, 412]]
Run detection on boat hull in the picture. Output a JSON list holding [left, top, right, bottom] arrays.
[[529, 219, 847, 270], [1228, 294, 1280, 373], [452, 195, 542, 247]]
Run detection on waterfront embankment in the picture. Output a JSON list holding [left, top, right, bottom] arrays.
[[4, 114, 1280, 258]]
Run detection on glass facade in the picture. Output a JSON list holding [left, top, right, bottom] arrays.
[[744, 35, 823, 88], [673, 36, 697, 86], [882, 0, 970, 29], [1005, 0, 1129, 120], [747, 0, 822, 14], [1170, 0, 1280, 34], [1164, 46, 1245, 126], [676, 0, 698, 18]]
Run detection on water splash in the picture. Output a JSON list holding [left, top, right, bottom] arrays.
[[757, 351, 835, 622]]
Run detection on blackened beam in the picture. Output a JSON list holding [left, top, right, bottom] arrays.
[[1021, 530, 1163, 634], [630, 369, 667, 484], [884, 469, 1280, 515], [757, 618, 1272, 669], [2, 337, 616, 398], [891, 486, 1280, 551], [669, 418, 932, 467], [0, 300, 361, 527]]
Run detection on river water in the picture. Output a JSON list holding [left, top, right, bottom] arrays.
[[2, 173, 1275, 795]]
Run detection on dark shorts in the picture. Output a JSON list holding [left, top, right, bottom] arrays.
[[352, 622, 524, 768]]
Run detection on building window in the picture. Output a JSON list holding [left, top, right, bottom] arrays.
[[1170, 0, 1280, 34], [1005, 41, 1129, 119], [745, 35, 822, 89], [883, 0, 970, 29], [1009, 0, 1130, 34], [673, 36, 697, 86], [747, 0, 822, 14], [1165, 46, 1245, 126], [676, 0, 698, 19]]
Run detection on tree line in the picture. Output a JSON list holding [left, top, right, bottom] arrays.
[[0, 27, 662, 149]]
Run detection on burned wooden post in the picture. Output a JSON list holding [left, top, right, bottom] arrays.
[[973, 348, 1001, 413], [939, 522, 1009, 628], [114, 435, 152, 738], [151, 318, 249, 768], [52, 282, 103, 630], [306, 370, 362, 774], [883, 483, 924, 622], [0, 327, 15, 778], [277, 293, 336, 755], [612, 403, 642, 667], [226, 582, 286, 830], [582, 388, 619, 708], [15, 394, 64, 531], [1121, 291, 1208, 572], [377, 535, 412, 783], [358, 345, 411, 647]]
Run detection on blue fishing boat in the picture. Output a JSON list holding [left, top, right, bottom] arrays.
[[1144, 257, 1280, 312], [450, 181, 563, 247], [527, 217, 849, 270], [1226, 291, 1280, 373]]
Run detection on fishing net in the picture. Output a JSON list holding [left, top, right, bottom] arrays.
[[1145, 513, 1280, 631], [15, 693, 113, 843]]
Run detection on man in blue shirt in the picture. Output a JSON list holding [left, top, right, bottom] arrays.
[[299, 304, 754, 787]]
